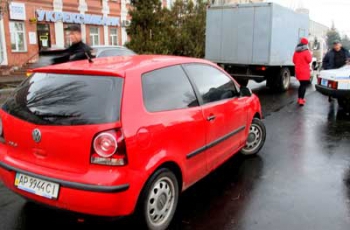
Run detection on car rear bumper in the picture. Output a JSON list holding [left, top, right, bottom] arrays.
[[0, 159, 141, 217], [230, 73, 266, 83], [0, 162, 129, 193], [315, 84, 350, 99]]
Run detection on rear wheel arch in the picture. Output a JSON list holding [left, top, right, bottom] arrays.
[[154, 161, 183, 192], [253, 112, 261, 119], [136, 161, 184, 208], [134, 161, 183, 229]]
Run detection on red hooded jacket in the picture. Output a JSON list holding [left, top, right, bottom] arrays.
[[293, 45, 312, 81]]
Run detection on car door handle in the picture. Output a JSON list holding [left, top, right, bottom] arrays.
[[207, 115, 216, 121]]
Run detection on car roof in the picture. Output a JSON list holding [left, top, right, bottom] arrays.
[[33, 55, 214, 77]]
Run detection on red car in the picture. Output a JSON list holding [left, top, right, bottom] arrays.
[[0, 55, 265, 230]]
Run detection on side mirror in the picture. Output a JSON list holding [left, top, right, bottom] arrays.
[[240, 87, 252, 97]]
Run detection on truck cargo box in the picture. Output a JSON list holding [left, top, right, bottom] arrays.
[[205, 2, 309, 66]]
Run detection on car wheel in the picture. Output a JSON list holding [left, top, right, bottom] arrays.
[[240, 118, 266, 156], [338, 98, 350, 112], [138, 168, 179, 230]]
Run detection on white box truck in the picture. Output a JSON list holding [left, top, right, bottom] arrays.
[[205, 2, 309, 91]]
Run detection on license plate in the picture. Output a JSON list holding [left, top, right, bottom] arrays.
[[14, 173, 60, 199], [321, 79, 328, 86]]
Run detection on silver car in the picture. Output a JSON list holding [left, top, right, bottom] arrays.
[[91, 45, 136, 58]]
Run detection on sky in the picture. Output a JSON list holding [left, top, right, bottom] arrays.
[[268, 0, 350, 36]]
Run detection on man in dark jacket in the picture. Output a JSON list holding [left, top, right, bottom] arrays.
[[322, 40, 350, 70], [52, 25, 93, 64]]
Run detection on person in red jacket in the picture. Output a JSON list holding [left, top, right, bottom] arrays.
[[293, 37, 312, 106]]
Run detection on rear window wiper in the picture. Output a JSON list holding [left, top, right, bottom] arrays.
[[32, 111, 80, 120]]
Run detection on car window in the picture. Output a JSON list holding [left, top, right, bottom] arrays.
[[183, 64, 238, 104], [142, 65, 199, 112], [3, 73, 123, 125], [97, 49, 135, 58]]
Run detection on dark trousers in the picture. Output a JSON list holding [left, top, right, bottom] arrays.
[[298, 80, 309, 99]]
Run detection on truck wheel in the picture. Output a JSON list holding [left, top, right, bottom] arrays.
[[275, 67, 291, 92], [137, 168, 179, 230], [240, 118, 266, 156], [237, 79, 249, 87], [338, 98, 350, 112]]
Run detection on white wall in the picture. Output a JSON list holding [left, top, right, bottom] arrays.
[[121, 0, 128, 45], [102, 0, 110, 45], [79, 0, 88, 43], [53, 0, 64, 48], [0, 18, 8, 65]]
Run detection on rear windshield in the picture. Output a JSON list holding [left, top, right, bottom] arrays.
[[3, 73, 123, 126]]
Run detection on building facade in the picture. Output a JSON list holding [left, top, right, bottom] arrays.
[[209, 0, 263, 5], [309, 20, 329, 39], [0, 0, 131, 67]]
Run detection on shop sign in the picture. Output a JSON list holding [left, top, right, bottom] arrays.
[[9, 2, 26, 20], [36, 10, 120, 27]]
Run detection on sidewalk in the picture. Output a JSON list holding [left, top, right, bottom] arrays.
[[0, 75, 25, 104], [0, 75, 26, 84]]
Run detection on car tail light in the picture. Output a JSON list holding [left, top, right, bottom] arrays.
[[328, 80, 338, 89], [91, 129, 127, 166]]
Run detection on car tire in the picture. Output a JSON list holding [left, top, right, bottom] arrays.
[[240, 118, 266, 156], [338, 98, 350, 112], [137, 168, 179, 230], [275, 67, 291, 92]]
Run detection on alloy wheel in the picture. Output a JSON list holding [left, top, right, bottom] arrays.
[[146, 176, 176, 228], [242, 123, 263, 154]]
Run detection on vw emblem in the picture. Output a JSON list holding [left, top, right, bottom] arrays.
[[32, 129, 42, 143]]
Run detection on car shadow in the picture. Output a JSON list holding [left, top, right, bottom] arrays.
[[343, 166, 350, 224], [169, 154, 264, 230], [12, 154, 264, 230], [327, 99, 350, 122]]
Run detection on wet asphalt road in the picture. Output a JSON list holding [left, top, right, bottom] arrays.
[[1, 78, 350, 230]]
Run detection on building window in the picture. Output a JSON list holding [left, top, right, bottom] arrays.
[[110, 28, 118, 46], [89, 27, 100, 46], [10, 21, 26, 52]]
